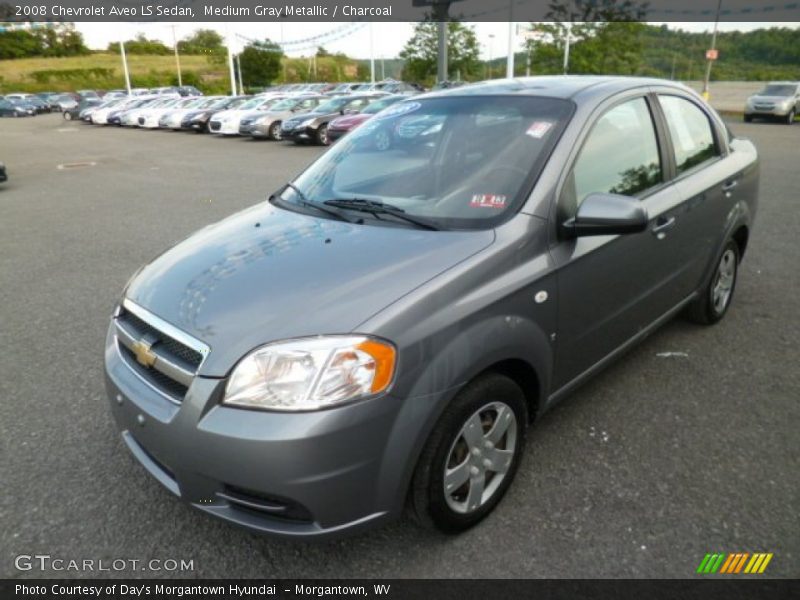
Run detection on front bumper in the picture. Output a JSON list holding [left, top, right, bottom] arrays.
[[745, 104, 793, 117], [104, 322, 407, 538], [283, 126, 316, 142], [327, 127, 350, 142]]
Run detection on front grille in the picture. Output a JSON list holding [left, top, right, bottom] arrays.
[[209, 120, 221, 131], [115, 303, 208, 403], [118, 309, 203, 367], [119, 344, 189, 399]]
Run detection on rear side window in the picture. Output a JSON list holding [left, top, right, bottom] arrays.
[[566, 97, 662, 213], [659, 96, 719, 174]]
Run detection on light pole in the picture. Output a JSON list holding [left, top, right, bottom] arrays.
[[119, 40, 131, 95], [506, 0, 514, 78], [488, 34, 495, 79], [563, 23, 572, 75], [170, 24, 182, 87], [702, 0, 723, 101]]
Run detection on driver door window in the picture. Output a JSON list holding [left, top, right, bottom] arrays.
[[560, 97, 662, 221]]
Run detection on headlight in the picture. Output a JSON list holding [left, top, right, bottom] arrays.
[[299, 117, 317, 128], [224, 336, 396, 411]]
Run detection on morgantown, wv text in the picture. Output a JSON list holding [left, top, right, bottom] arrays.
[[16, 583, 393, 597]]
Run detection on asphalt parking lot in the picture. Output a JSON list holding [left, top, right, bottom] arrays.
[[1, 114, 798, 579]]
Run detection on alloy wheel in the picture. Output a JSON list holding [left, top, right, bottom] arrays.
[[443, 401, 517, 514], [711, 248, 736, 315]]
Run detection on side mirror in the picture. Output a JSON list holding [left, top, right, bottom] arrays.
[[562, 192, 648, 237]]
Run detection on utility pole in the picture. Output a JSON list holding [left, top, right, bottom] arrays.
[[432, 0, 451, 84], [506, 0, 514, 78], [488, 34, 495, 79], [170, 24, 182, 87], [236, 54, 244, 94], [369, 23, 375, 83], [119, 40, 132, 95], [563, 23, 572, 74], [225, 26, 236, 96], [702, 0, 723, 101]]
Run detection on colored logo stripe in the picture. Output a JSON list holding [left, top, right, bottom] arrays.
[[698, 553, 773, 574]]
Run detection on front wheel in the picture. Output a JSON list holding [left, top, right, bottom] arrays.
[[408, 373, 527, 533], [686, 239, 739, 325], [786, 108, 796, 125], [315, 123, 329, 146], [743, 114, 753, 123], [63, 112, 73, 121], [269, 121, 282, 140]]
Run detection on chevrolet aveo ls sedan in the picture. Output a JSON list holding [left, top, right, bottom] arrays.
[[105, 77, 759, 538]]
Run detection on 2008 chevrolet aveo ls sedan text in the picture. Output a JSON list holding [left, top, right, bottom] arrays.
[[105, 77, 759, 538]]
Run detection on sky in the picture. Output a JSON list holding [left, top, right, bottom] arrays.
[[73, 22, 799, 60]]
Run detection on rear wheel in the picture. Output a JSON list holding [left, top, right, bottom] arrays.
[[409, 373, 527, 533], [786, 108, 796, 125], [315, 123, 329, 146], [743, 114, 753, 123], [63, 112, 73, 121], [269, 121, 283, 140], [686, 239, 739, 325]]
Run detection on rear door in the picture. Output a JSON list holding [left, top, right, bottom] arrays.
[[549, 93, 700, 392], [653, 92, 733, 291]]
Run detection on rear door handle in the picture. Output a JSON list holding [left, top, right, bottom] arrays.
[[652, 216, 676, 238]]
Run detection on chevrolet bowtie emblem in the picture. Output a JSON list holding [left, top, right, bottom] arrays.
[[131, 338, 157, 368]]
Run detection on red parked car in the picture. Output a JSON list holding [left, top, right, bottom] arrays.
[[327, 95, 405, 142]]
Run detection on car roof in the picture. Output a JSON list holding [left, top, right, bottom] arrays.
[[425, 76, 693, 101]]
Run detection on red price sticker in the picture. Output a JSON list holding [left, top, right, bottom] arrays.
[[470, 194, 507, 209]]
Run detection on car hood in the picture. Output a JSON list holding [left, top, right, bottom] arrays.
[[330, 113, 371, 130], [125, 203, 494, 376]]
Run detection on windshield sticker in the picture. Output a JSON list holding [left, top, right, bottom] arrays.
[[526, 121, 554, 138], [470, 194, 507, 209], [375, 101, 421, 119]]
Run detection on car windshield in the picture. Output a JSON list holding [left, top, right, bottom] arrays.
[[315, 97, 354, 113], [269, 98, 301, 110], [283, 95, 573, 230], [757, 84, 798, 96], [361, 96, 403, 114], [239, 98, 265, 110]]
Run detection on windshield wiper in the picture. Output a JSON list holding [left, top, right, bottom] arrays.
[[278, 183, 354, 223], [323, 198, 441, 231]]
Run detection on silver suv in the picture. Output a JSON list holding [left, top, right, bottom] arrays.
[[744, 81, 799, 124]]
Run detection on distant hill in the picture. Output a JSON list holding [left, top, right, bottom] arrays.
[[485, 24, 800, 81]]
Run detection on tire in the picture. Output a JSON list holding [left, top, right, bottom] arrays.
[[685, 239, 739, 325], [315, 123, 329, 146], [743, 114, 753, 123], [63, 112, 73, 121], [786, 109, 795, 125], [269, 121, 282, 141], [408, 373, 527, 533]]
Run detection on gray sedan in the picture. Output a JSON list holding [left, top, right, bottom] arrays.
[[105, 76, 759, 539]]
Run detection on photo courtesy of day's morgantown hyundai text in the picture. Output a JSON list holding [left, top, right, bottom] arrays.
[[104, 76, 758, 538]]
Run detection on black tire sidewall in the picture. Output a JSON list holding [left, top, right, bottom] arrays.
[[411, 373, 527, 533]]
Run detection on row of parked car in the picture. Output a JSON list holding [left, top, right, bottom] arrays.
[[71, 81, 426, 146]]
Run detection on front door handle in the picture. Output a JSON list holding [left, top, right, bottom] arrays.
[[652, 216, 676, 239], [722, 180, 738, 193]]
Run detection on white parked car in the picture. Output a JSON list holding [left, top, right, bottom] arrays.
[[159, 96, 222, 129], [207, 95, 286, 135], [91, 97, 135, 125], [137, 96, 189, 128]]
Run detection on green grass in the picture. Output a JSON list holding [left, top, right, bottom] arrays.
[[0, 53, 363, 94]]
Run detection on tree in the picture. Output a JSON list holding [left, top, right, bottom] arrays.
[[108, 33, 171, 55], [316, 46, 330, 57], [178, 29, 225, 55], [239, 40, 283, 87], [400, 21, 481, 84]]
